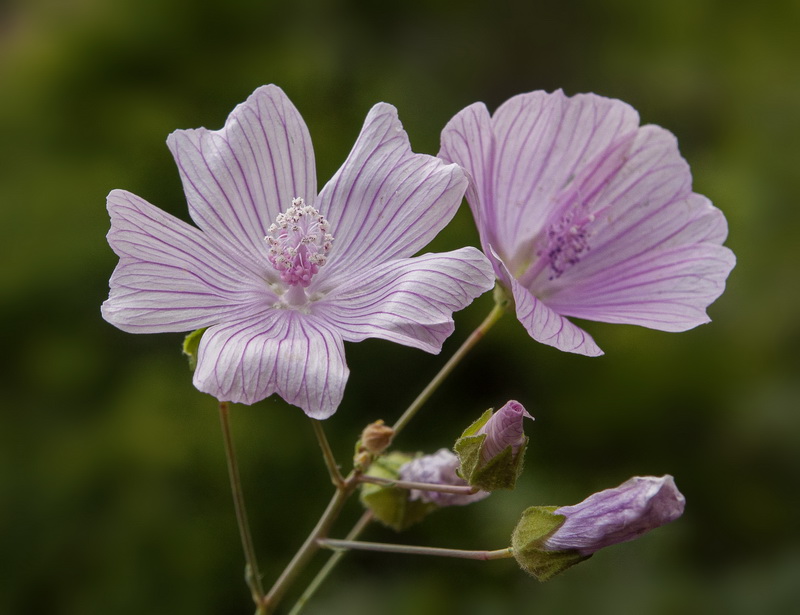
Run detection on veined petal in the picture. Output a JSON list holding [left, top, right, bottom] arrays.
[[442, 91, 640, 265], [548, 241, 736, 330], [194, 311, 348, 419], [493, 250, 602, 357], [438, 102, 498, 256], [317, 103, 467, 280], [318, 248, 494, 352], [101, 189, 270, 333], [167, 85, 316, 266], [540, 126, 737, 329]]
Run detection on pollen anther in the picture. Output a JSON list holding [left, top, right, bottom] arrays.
[[265, 198, 334, 287]]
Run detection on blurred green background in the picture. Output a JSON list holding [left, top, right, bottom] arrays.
[[2, 0, 798, 613]]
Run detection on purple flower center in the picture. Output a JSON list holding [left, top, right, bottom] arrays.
[[266, 198, 334, 288], [537, 207, 595, 280]]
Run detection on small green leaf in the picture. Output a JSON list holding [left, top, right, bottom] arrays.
[[182, 328, 207, 371]]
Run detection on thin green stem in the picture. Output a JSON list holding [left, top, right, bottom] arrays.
[[311, 419, 344, 487], [391, 301, 505, 435], [318, 538, 514, 561], [218, 401, 265, 611], [261, 299, 506, 613], [287, 511, 374, 615], [358, 474, 480, 495], [262, 472, 360, 614]]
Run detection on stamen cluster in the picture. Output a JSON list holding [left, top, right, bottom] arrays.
[[539, 207, 595, 280], [266, 198, 334, 287]]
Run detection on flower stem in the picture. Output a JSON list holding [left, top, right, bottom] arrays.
[[311, 419, 345, 487], [261, 471, 361, 614], [287, 511, 374, 615], [218, 401, 265, 610], [318, 538, 514, 561], [358, 474, 480, 495], [262, 299, 506, 613], [391, 301, 505, 436]]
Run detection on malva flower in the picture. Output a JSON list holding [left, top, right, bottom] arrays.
[[440, 90, 736, 356], [542, 475, 686, 556], [399, 449, 489, 507], [101, 85, 494, 419]]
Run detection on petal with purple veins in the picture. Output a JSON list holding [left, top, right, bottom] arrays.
[[194, 311, 348, 419], [317, 103, 468, 279], [318, 247, 494, 353], [168, 85, 317, 266], [101, 189, 271, 333]]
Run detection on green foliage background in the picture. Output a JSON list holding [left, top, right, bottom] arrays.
[[2, 1, 798, 613]]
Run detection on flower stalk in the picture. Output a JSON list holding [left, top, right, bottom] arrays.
[[311, 419, 345, 487], [358, 474, 481, 496], [262, 471, 361, 613], [318, 538, 514, 561], [391, 300, 505, 435], [287, 511, 374, 615], [218, 402, 265, 611]]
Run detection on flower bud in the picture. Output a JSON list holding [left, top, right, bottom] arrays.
[[359, 420, 395, 456], [454, 401, 533, 491], [511, 475, 685, 581], [476, 400, 534, 461], [543, 475, 686, 555], [400, 449, 489, 507], [359, 451, 437, 531]]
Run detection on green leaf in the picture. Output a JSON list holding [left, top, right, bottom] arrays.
[[359, 452, 437, 531], [182, 328, 207, 371], [510, 506, 589, 581]]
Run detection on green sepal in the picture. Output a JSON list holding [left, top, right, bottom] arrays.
[[510, 506, 590, 581], [182, 328, 207, 371], [454, 408, 528, 491], [359, 451, 437, 531]]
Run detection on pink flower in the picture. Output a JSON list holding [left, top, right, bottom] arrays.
[[440, 90, 735, 355], [102, 85, 494, 418]]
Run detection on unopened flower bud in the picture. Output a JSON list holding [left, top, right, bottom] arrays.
[[400, 449, 489, 507], [359, 420, 395, 456], [511, 475, 686, 581], [454, 400, 533, 491], [475, 400, 534, 461], [543, 475, 685, 555]]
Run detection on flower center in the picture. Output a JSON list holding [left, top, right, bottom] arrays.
[[265, 198, 334, 288], [537, 208, 595, 280]]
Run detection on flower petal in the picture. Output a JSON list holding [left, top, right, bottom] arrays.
[[543, 126, 737, 330], [317, 247, 494, 352], [194, 311, 348, 419], [101, 189, 270, 333], [438, 101, 501, 268], [494, 250, 603, 357], [167, 85, 316, 266], [317, 103, 467, 280], [441, 91, 640, 265], [544, 475, 686, 556]]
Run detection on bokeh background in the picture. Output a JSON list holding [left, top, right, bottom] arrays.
[[2, 1, 798, 613]]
